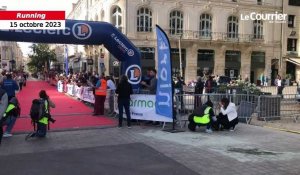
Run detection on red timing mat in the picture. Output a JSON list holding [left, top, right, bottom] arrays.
[[11, 81, 116, 133]]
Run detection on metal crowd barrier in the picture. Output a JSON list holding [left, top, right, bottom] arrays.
[[260, 86, 297, 95], [182, 85, 298, 96], [174, 93, 300, 128], [276, 94, 300, 123], [174, 93, 259, 127]]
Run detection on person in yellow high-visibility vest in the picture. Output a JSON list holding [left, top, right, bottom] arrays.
[[94, 74, 107, 115], [188, 100, 216, 133], [1, 97, 20, 138], [29, 90, 56, 138], [0, 88, 8, 144]]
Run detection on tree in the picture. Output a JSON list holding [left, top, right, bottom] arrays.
[[27, 44, 56, 72]]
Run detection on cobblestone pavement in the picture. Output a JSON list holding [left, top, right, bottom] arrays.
[[1, 124, 300, 175]]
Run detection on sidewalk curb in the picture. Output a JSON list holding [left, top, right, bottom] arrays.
[[263, 126, 300, 134], [13, 124, 118, 135]]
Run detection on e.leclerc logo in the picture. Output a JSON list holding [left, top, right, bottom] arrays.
[[72, 23, 92, 40], [127, 49, 135, 56], [126, 64, 142, 85]]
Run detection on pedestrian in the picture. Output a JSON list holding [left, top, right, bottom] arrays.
[[28, 90, 56, 138], [107, 75, 116, 115], [140, 69, 159, 125], [140, 68, 157, 94], [0, 88, 8, 144], [264, 76, 269, 86], [23, 72, 27, 86], [194, 76, 204, 108], [1, 97, 20, 138], [188, 100, 216, 133], [1, 73, 19, 100], [94, 74, 107, 115], [141, 68, 152, 90], [260, 74, 265, 86], [275, 75, 284, 96], [17, 74, 25, 91], [216, 97, 238, 131], [115, 75, 133, 128], [205, 76, 214, 93]]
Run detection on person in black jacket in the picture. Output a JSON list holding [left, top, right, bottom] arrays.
[[115, 75, 133, 128]]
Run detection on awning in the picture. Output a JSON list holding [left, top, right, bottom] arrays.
[[286, 58, 300, 66]]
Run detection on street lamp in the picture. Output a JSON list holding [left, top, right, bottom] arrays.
[[178, 33, 183, 78]]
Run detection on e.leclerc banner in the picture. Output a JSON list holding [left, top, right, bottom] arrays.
[[155, 25, 173, 119]]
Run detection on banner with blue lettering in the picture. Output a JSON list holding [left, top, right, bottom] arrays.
[[155, 25, 173, 119], [0, 20, 141, 89]]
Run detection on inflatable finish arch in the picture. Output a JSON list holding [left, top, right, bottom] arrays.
[[0, 20, 141, 89]]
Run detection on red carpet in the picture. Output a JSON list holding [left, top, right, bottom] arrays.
[[11, 81, 116, 133]]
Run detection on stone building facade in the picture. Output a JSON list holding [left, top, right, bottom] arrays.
[[68, 0, 283, 84], [282, 0, 300, 83], [0, 6, 23, 72]]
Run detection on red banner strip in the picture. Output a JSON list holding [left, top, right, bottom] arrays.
[[0, 11, 65, 20]]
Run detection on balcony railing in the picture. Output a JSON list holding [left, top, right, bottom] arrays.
[[163, 29, 264, 43], [287, 51, 298, 56]]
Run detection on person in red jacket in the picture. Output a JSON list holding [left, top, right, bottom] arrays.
[[94, 74, 107, 115]]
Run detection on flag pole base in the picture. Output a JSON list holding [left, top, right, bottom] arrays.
[[163, 128, 185, 133], [162, 116, 185, 133]]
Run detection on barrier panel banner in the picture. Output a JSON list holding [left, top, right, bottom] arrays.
[[63, 82, 68, 93], [104, 90, 111, 109], [67, 84, 75, 96], [81, 87, 95, 103], [114, 94, 172, 122], [57, 81, 63, 93], [74, 85, 83, 99]]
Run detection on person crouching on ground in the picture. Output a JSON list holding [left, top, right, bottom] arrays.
[[1, 97, 20, 138], [188, 100, 216, 133], [115, 75, 133, 128], [30, 90, 56, 138], [217, 97, 238, 131]]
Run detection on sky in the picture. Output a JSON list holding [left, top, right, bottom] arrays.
[[0, 0, 78, 56]]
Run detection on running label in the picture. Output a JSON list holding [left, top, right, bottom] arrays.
[[0, 11, 65, 29]]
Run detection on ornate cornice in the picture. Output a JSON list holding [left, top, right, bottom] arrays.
[[140, 0, 151, 6]]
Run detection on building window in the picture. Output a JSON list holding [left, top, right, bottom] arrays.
[[251, 52, 265, 83], [257, 0, 262, 5], [171, 48, 186, 78], [169, 10, 183, 35], [137, 7, 152, 32], [253, 20, 263, 39], [199, 14, 212, 38], [112, 6, 122, 30], [225, 50, 241, 78], [288, 15, 295, 28], [139, 47, 155, 75], [197, 50, 214, 76], [139, 47, 155, 59], [289, 0, 300, 6], [227, 16, 239, 39], [287, 38, 297, 52]]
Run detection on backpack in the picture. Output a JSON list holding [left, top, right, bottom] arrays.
[[30, 99, 45, 121]]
